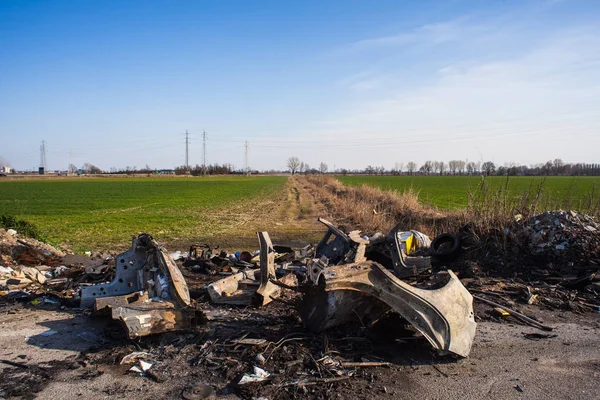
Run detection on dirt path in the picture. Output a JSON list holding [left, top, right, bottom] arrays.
[[197, 176, 326, 250]]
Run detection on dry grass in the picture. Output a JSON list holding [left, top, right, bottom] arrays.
[[466, 175, 600, 235], [301, 175, 464, 236]]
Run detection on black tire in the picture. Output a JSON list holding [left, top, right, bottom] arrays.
[[430, 233, 461, 261]]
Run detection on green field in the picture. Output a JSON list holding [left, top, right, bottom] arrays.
[[0, 176, 286, 251], [337, 175, 600, 210]]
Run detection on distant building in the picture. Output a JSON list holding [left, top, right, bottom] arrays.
[[0, 165, 12, 174]]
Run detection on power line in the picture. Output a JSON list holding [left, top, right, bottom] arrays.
[[244, 141, 249, 175], [185, 130, 190, 168], [202, 130, 207, 176], [39, 140, 47, 173]]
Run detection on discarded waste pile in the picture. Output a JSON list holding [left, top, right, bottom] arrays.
[[1, 210, 599, 397], [512, 210, 600, 274]]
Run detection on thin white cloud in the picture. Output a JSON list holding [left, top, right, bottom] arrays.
[[350, 16, 476, 49], [302, 23, 600, 168]]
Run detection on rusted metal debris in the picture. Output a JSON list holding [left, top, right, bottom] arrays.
[[205, 231, 297, 306], [81, 234, 202, 338]]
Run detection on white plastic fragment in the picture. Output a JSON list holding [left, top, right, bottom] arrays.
[[0, 266, 14, 276], [139, 360, 153, 372], [129, 360, 153, 375], [6, 229, 17, 236], [238, 366, 270, 384]]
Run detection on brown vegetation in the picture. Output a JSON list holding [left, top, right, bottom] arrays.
[[300, 175, 463, 236]]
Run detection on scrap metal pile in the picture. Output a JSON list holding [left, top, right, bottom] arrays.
[[189, 218, 476, 358]]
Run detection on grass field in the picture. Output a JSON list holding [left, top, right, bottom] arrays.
[[0, 176, 286, 251], [337, 175, 600, 211]]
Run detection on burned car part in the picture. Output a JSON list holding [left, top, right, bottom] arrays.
[[299, 261, 476, 357], [94, 292, 202, 338], [388, 226, 432, 278], [80, 234, 198, 338], [206, 231, 288, 306], [316, 217, 369, 265]]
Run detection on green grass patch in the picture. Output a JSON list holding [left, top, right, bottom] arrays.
[[0, 214, 46, 241], [337, 175, 600, 211], [0, 176, 286, 251]]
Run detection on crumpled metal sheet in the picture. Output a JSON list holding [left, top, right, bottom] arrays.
[[205, 232, 282, 306], [299, 261, 476, 357], [80, 234, 200, 338]]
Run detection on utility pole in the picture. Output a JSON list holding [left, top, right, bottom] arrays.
[[69, 149, 73, 173], [185, 130, 190, 169], [39, 140, 47, 174], [244, 141, 249, 175], [202, 130, 207, 176]]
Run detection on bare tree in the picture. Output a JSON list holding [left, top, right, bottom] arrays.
[[82, 163, 102, 174], [439, 161, 446, 175], [406, 161, 417, 175], [482, 161, 495, 176], [421, 160, 434, 175], [68, 163, 78, 174], [448, 160, 459, 175], [319, 162, 328, 174], [466, 161, 476, 175], [287, 157, 301, 174], [456, 160, 466, 175], [553, 158, 564, 175], [394, 162, 404, 175]]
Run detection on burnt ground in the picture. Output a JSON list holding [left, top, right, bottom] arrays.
[[1, 290, 599, 400]]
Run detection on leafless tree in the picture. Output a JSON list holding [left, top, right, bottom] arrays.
[[319, 162, 328, 174], [439, 161, 446, 175], [448, 160, 460, 175], [406, 161, 417, 175], [553, 158, 564, 175], [82, 163, 102, 174], [421, 160, 434, 175], [466, 161, 477, 175], [394, 162, 404, 175], [287, 157, 301, 174], [482, 161, 495, 176]]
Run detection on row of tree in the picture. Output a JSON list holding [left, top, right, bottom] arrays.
[[335, 159, 600, 176], [58, 158, 600, 177], [174, 163, 236, 176], [286, 157, 328, 175]]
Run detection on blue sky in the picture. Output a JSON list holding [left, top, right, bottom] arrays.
[[1, 0, 599, 171]]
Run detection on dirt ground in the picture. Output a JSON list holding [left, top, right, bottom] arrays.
[[1, 177, 599, 399], [1, 301, 599, 400]]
